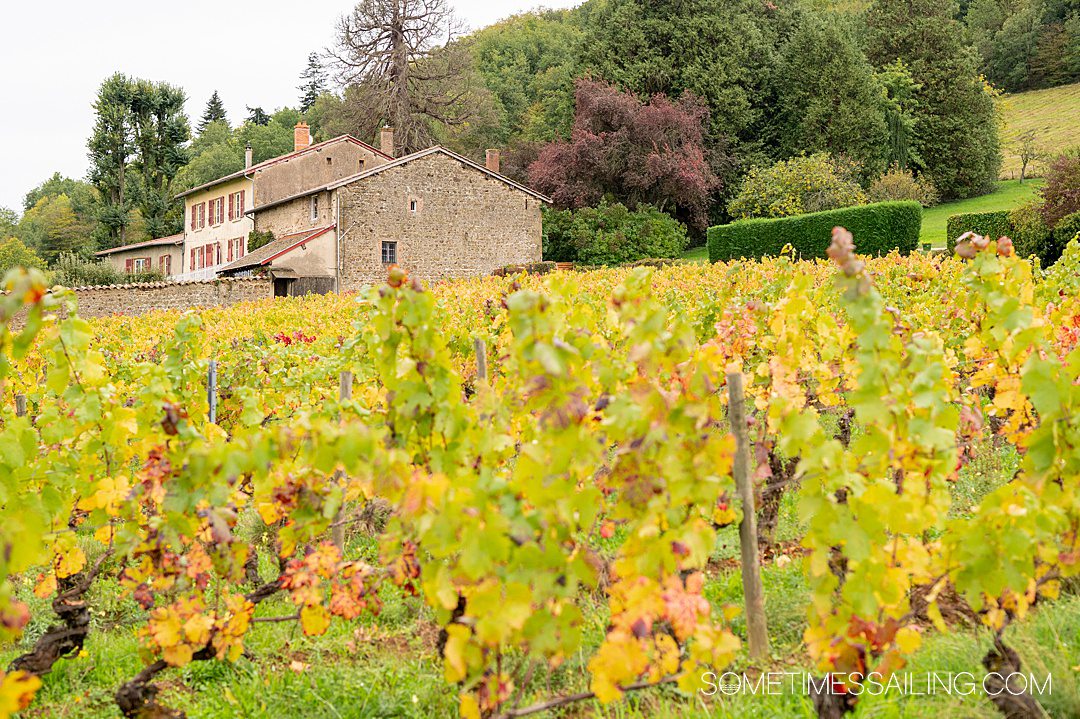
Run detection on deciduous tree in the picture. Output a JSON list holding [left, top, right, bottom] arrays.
[[239, 108, 302, 162], [726, 153, 868, 220], [0, 207, 19, 240], [469, 9, 582, 144], [171, 121, 244, 195], [528, 80, 720, 231], [18, 195, 93, 263], [88, 73, 136, 246], [1039, 149, 1080, 228], [130, 79, 191, 239], [0, 237, 46, 274], [88, 75, 190, 246]]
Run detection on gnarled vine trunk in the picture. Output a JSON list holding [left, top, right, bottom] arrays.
[[982, 635, 1046, 719], [9, 563, 102, 675]]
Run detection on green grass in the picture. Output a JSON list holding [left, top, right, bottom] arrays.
[[999, 82, 1080, 179], [919, 179, 1043, 248], [682, 245, 709, 262]]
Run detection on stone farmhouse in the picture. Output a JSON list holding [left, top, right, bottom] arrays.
[[98, 124, 547, 295]]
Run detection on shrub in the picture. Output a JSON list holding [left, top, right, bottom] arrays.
[[541, 201, 688, 266], [1040, 149, 1080, 228], [946, 211, 1011, 252], [708, 201, 921, 261], [727, 153, 868, 220], [1007, 201, 1052, 260], [492, 262, 557, 276], [52, 253, 124, 286], [868, 166, 939, 207], [51, 253, 165, 287]]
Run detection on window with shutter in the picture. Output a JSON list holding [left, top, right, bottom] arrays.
[[191, 205, 196, 230], [229, 193, 234, 221], [190, 249, 195, 270], [125, 258, 133, 272], [216, 242, 222, 264], [238, 191, 244, 216]]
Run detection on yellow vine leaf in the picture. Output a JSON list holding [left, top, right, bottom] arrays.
[[299, 604, 330, 637]]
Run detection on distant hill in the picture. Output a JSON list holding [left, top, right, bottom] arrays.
[[998, 82, 1080, 179]]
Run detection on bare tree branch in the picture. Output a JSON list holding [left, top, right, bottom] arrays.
[[327, 0, 491, 154]]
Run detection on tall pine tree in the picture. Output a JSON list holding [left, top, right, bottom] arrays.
[[773, 13, 890, 180], [198, 91, 228, 133], [246, 106, 270, 126], [298, 53, 327, 113], [864, 0, 1001, 199]]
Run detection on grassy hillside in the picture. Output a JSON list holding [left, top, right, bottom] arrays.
[[920, 179, 1043, 248], [998, 82, 1080, 179]]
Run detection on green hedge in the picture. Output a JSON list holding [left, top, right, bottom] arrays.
[[945, 211, 1011, 251], [707, 201, 921, 262], [945, 208, 1078, 265]]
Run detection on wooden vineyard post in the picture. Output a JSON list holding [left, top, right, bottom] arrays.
[[726, 370, 770, 661], [339, 370, 354, 403], [332, 370, 354, 551], [474, 338, 488, 383], [207, 360, 218, 425], [15, 394, 27, 417]]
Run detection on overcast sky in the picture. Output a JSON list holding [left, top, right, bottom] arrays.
[[0, 0, 578, 213]]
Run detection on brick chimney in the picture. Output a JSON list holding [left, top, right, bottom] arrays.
[[485, 148, 500, 173], [294, 122, 311, 152], [244, 143, 253, 169], [380, 126, 394, 158]]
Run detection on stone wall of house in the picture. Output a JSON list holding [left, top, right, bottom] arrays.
[[255, 190, 335, 238], [337, 152, 542, 290], [255, 142, 386, 207], [66, 277, 273, 319]]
